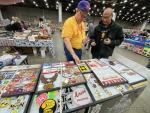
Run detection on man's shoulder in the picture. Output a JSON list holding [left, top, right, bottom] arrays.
[[64, 16, 75, 24], [112, 22, 122, 29]]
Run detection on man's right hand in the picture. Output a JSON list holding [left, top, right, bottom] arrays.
[[72, 54, 80, 64], [91, 41, 96, 46]]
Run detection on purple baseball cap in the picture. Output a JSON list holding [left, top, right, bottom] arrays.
[[77, 0, 90, 12]]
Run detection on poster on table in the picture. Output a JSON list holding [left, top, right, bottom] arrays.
[[0, 71, 16, 95], [36, 65, 86, 93], [0, 95, 30, 113], [2, 68, 41, 97], [29, 84, 92, 113], [77, 63, 91, 73], [120, 69, 146, 84], [0, 64, 41, 72], [100, 59, 129, 73], [92, 67, 126, 87], [86, 59, 108, 70]]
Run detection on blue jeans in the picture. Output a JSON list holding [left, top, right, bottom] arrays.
[[64, 45, 82, 61]]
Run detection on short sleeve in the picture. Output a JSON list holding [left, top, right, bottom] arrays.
[[61, 20, 73, 39]]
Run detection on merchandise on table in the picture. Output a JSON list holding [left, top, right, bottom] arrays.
[[2, 68, 41, 97], [92, 67, 126, 87], [84, 73, 108, 101], [61, 66, 86, 86], [114, 84, 133, 94], [100, 59, 146, 84], [100, 59, 129, 73], [84, 73, 133, 101], [0, 64, 41, 72], [0, 54, 14, 68], [86, 59, 108, 70], [131, 81, 148, 89], [120, 36, 150, 58], [37, 65, 86, 93], [37, 67, 61, 92], [77, 63, 91, 73], [29, 85, 92, 113], [0, 71, 16, 94], [42, 61, 75, 69], [142, 47, 150, 58], [120, 70, 146, 84], [0, 95, 30, 113]]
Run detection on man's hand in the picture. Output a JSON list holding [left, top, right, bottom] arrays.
[[104, 38, 111, 45], [72, 54, 80, 64], [91, 41, 96, 46], [83, 37, 90, 45]]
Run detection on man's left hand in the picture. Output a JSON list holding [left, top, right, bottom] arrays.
[[103, 38, 111, 45]]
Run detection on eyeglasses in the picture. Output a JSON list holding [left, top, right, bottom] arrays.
[[79, 10, 88, 18]]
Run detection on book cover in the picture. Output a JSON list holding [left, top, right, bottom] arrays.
[[77, 63, 91, 73], [93, 67, 126, 86], [0, 95, 30, 113], [84, 73, 108, 101], [0, 71, 16, 94], [29, 85, 92, 113], [2, 68, 40, 97], [37, 67, 61, 92], [120, 70, 146, 84], [86, 59, 108, 70]]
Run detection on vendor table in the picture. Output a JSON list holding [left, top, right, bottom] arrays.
[[0, 38, 55, 58], [0, 57, 148, 113]]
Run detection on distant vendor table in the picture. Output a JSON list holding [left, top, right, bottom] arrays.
[[15, 55, 28, 65], [0, 38, 55, 58]]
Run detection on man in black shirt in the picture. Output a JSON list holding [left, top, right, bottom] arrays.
[[90, 8, 124, 59]]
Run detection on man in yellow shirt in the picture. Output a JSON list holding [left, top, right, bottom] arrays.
[[62, 0, 90, 63]]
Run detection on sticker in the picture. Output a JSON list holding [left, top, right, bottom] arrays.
[[39, 99, 56, 113], [73, 88, 91, 106]]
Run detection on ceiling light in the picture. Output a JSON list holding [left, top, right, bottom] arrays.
[[94, 4, 97, 8], [35, 4, 38, 7], [134, 3, 138, 7], [44, 0, 47, 2], [142, 6, 146, 10], [112, 3, 115, 6], [69, 3, 71, 7], [33, 1, 36, 4], [124, 0, 127, 3], [71, 0, 74, 3], [123, 6, 125, 9], [102, 1, 105, 4], [130, 2, 133, 5], [130, 8, 133, 11]]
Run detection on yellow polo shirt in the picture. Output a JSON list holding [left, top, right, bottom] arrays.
[[61, 16, 86, 49]]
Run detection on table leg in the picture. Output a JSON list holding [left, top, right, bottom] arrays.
[[32, 47, 37, 56]]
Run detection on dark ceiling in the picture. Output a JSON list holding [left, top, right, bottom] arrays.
[[1, 0, 150, 23]]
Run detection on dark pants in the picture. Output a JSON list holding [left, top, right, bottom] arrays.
[[64, 45, 82, 61]]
